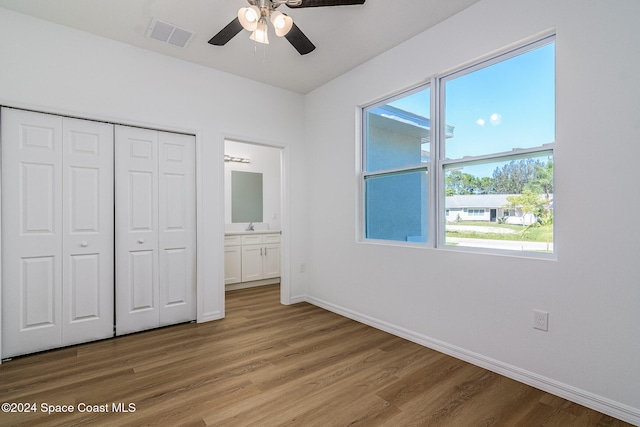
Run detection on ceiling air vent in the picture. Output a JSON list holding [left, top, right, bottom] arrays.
[[147, 18, 194, 48]]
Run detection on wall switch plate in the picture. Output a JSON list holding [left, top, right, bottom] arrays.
[[533, 310, 549, 331]]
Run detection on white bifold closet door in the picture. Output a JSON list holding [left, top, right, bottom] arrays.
[[114, 125, 196, 335], [1, 108, 114, 358]]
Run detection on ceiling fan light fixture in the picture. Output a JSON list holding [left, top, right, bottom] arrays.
[[210, 0, 367, 55], [238, 6, 261, 31], [270, 11, 293, 37], [249, 18, 270, 44]]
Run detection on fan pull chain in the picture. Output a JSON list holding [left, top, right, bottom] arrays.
[[252, 42, 268, 63]]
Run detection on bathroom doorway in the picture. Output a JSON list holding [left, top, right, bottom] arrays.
[[223, 139, 286, 304]]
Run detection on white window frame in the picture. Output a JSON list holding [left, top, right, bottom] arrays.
[[360, 34, 555, 259], [360, 83, 433, 247]]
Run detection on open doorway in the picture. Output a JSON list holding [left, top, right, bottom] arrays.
[[223, 139, 285, 302]]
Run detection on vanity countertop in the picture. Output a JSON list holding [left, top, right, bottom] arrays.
[[225, 230, 281, 236]]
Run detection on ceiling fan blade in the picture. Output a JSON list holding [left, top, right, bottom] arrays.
[[284, 23, 316, 55], [287, 0, 365, 8], [208, 17, 243, 46]]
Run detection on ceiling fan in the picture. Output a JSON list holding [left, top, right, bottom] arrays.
[[208, 0, 366, 55]]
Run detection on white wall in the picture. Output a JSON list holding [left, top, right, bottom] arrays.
[[304, 0, 640, 423], [2, 1, 639, 422], [224, 140, 282, 232], [0, 7, 308, 325]]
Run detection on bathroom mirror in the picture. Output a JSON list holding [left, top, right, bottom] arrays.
[[231, 170, 263, 223]]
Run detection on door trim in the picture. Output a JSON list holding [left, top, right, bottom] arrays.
[[221, 137, 291, 311]]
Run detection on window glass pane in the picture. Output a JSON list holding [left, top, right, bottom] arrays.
[[365, 170, 428, 242], [361, 36, 555, 256], [443, 42, 555, 160], [365, 87, 430, 172], [444, 152, 553, 253]]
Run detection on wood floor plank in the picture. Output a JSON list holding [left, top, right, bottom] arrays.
[[0, 284, 633, 426]]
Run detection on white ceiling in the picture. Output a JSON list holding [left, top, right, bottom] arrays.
[[0, 0, 481, 94]]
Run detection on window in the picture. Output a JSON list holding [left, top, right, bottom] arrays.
[[362, 86, 431, 243], [362, 35, 555, 255], [468, 209, 485, 217]]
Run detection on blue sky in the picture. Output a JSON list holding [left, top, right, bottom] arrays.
[[389, 41, 555, 177]]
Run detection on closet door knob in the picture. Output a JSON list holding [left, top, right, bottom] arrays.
[[80, 241, 89, 247], [137, 238, 145, 244]]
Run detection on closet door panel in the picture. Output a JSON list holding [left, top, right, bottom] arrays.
[[22, 257, 57, 327], [130, 171, 155, 230], [62, 118, 114, 346], [162, 248, 188, 304], [22, 162, 57, 234], [129, 250, 155, 311], [115, 126, 159, 335], [1, 108, 63, 358], [69, 167, 100, 231], [68, 254, 100, 319], [158, 132, 196, 326]]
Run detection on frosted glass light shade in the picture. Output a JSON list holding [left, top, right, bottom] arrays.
[[238, 6, 260, 31], [270, 11, 293, 37], [249, 19, 269, 44]]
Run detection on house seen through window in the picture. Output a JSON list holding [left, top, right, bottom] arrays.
[[362, 35, 555, 256]]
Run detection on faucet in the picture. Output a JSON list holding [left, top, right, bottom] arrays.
[[246, 222, 254, 231]]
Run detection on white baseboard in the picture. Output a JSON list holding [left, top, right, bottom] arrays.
[[225, 278, 279, 291], [305, 295, 640, 426], [199, 310, 223, 323], [288, 295, 306, 304]]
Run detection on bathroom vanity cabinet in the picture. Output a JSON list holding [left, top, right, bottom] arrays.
[[224, 231, 280, 289]]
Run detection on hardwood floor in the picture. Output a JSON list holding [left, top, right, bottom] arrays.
[[0, 284, 632, 426]]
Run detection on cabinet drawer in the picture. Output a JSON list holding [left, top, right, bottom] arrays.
[[241, 234, 263, 245], [224, 235, 242, 246], [262, 234, 281, 244], [240, 233, 281, 245]]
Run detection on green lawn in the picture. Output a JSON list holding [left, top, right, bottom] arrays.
[[446, 221, 553, 242]]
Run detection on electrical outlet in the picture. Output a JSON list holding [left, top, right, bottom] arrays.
[[533, 310, 549, 331], [299, 263, 306, 273]]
